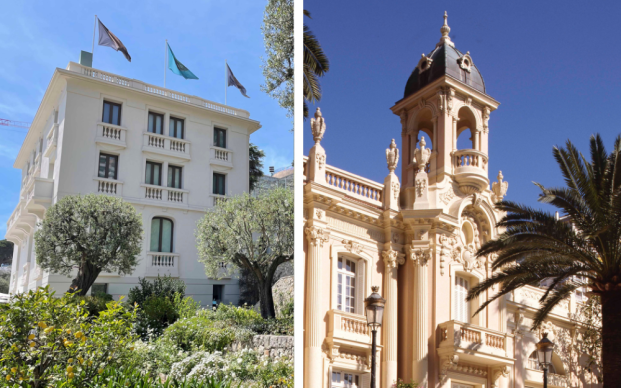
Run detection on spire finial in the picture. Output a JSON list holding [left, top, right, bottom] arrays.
[[437, 11, 454, 48]]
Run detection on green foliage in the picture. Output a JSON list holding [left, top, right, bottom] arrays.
[[572, 295, 603, 383], [77, 293, 114, 317], [34, 194, 143, 295], [392, 379, 419, 388], [209, 304, 264, 327], [128, 276, 186, 307], [0, 286, 137, 387], [173, 293, 201, 320], [163, 316, 252, 353], [0, 273, 9, 294], [303, 10, 329, 118], [76, 365, 234, 387], [260, 0, 294, 121], [249, 143, 265, 192], [0, 240, 14, 266], [196, 188, 293, 318]]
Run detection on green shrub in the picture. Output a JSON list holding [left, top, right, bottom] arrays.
[[132, 337, 189, 376], [0, 273, 9, 294], [127, 276, 186, 307], [163, 315, 253, 352], [173, 293, 201, 319], [78, 365, 234, 387], [0, 286, 137, 387], [75, 292, 114, 317], [249, 317, 293, 336], [209, 304, 263, 327]]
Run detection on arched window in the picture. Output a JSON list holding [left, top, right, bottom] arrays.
[[456, 107, 478, 150], [150, 217, 174, 253]]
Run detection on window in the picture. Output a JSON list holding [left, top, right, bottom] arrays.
[[146, 161, 162, 186], [213, 173, 225, 195], [148, 112, 164, 135], [452, 384, 475, 388], [168, 165, 182, 189], [98, 153, 118, 180], [453, 275, 471, 323], [331, 371, 360, 388], [528, 351, 556, 373], [214, 128, 227, 148], [213, 285, 224, 305], [91, 284, 108, 295], [170, 117, 184, 139], [102, 101, 121, 125], [337, 257, 356, 313], [150, 217, 173, 253]]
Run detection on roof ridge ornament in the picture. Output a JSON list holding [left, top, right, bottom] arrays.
[[437, 11, 455, 48]]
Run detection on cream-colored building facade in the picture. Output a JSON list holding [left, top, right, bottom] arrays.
[[303, 14, 600, 388]]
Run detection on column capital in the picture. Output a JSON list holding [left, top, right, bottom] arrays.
[[382, 248, 405, 269], [406, 240, 431, 267], [305, 225, 328, 247]]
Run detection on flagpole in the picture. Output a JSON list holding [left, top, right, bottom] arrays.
[[92, 15, 97, 54], [225, 60, 227, 106], [164, 40, 167, 88]]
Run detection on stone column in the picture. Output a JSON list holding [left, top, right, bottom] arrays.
[[304, 225, 327, 388], [382, 248, 404, 388], [409, 242, 431, 388]]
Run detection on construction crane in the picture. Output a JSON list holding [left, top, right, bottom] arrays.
[[0, 118, 31, 129]]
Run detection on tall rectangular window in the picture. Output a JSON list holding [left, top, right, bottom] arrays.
[[214, 128, 227, 148], [98, 153, 118, 179], [145, 161, 162, 186], [168, 165, 182, 189], [213, 173, 226, 195], [169, 117, 184, 139], [102, 101, 121, 126], [331, 371, 359, 388], [337, 257, 356, 313], [148, 112, 164, 135], [453, 275, 471, 323]]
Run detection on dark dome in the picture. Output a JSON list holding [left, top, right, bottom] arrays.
[[404, 43, 486, 98]]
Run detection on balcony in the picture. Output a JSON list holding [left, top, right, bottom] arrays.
[[525, 368, 569, 388], [327, 309, 371, 346], [95, 122, 127, 149], [324, 164, 383, 208], [44, 123, 59, 161], [94, 177, 123, 196], [146, 252, 179, 277], [141, 184, 188, 205], [211, 194, 227, 207], [24, 178, 54, 215], [452, 149, 489, 194], [511, 285, 570, 317], [142, 132, 191, 162], [210, 147, 234, 169], [437, 320, 514, 367]]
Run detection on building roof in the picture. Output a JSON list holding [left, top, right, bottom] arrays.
[[403, 12, 486, 98]]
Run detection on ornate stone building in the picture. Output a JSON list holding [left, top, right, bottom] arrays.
[[303, 13, 600, 388]]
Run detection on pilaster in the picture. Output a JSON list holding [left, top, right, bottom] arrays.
[[382, 247, 404, 388]]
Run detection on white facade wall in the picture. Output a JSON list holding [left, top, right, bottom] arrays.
[[5, 63, 261, 306]]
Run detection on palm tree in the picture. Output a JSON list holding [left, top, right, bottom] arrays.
[[304, 10, 329, 118], [468, 134, 621, 385]]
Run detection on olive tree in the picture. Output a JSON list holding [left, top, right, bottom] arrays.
[[196, 187, 293, 318], [35, 194, 143, 296]]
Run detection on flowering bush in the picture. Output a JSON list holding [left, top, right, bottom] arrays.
[[0, 287, 137, 388]]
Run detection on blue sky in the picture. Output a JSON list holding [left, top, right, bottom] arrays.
[[303, 0, 621, 213], [0, 0, 292, 237]]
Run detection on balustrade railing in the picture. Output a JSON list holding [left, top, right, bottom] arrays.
[[142, 185, 187, 204], [143, 133, 191, 157], [167, 188, 184, 203], [95, 178, 122, 195], [146, 133, 165, 149], [327, 310, 371, 344], [67, 62, 249, 118], [341, 317, 370, 336], [453, 149, 488, 171], [146, 252, 179, 277], [44, 124, 58, 157], [145, 186, 163, 200], [438, 320, 509, 358], [325, 165, 383, 205], [212, 195, 227, 206], [213, 148, 231, 161]]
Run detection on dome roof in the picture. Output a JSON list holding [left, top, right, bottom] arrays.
[[403, 13, 486, 98]]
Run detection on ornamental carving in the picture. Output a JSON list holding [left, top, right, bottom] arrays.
[[316, 153, 326, 170], [315, 209, 324, 220], [438, 234, 459, 275], [447, 88, 455, 113], [464, 96, 472, 106], [459, 213, 483, 272], [450, 362, 488, 377], [415, 179, 427, 197], [413, 136, 432, 172], [392, 182, 400, 199], [310, 107, 326, 144], [407, 243, 430, 267], [457, 51, 474, 73], [483, 106, 490, 133], [437, 89, 445, 113], [383, 248, 404, 269], [492, 171, 509, 203], [305, 226, 327, 247], [490, 366, 510, 388], [342, 239, 363, 255], [416, 53, 433, 73], [386, 139, 399, 173], [439, 185, 456, 205], [439, 354, 459, 381]]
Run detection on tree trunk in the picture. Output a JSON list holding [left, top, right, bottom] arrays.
[[258, 279, 276, 319], [601, 290, 621, 386], [69, 260, 101, 296]]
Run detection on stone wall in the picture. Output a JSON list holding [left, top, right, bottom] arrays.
[[251, 335, 294, 358]]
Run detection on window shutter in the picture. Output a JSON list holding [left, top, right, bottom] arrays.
[[360, 372, 371, 388], [356, 259, 366, 315]]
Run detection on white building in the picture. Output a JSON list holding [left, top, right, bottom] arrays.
[[4, 61, 261, 306]]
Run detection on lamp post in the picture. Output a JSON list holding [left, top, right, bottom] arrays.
[[365, 286, 386, 388], [536, 333, 555, 388]]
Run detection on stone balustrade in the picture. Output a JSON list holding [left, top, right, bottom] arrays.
[[142, 185, 188, 205], [452, 149, 489, 193], [210, 146, 234, 169], [438, 320, 509, 360], [324, 164, 383, 206], [44, 123, 58, 159], [67, 62, 249, 118], [146, 252, 180, 277], [212, 195, 227, 207], [95, 178, 123, 196], [96, 123, 127, 148], [143, 132, 191, 160], [327, 309, 371, 345]]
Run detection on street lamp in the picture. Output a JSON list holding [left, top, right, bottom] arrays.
[[536, 333, 555, 388], [365, 286, 385, 388]]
